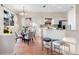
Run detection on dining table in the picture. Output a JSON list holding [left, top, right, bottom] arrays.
[[21, 27, 34, 45]]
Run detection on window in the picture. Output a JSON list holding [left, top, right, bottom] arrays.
[[3, 10, 14, 34]]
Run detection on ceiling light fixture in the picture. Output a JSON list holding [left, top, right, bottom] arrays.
[[19, 6, 25, 16]]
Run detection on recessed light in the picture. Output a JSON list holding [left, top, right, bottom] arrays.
[[1, 4, 3, 7], [43, 5, 46, 8]]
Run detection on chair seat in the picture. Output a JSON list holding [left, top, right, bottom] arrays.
[[24, 36, 28, 39], [53, 40, 63, 50], [43, 38, 52, 42], [52, 39, 60, 41], [53, 41, 61, 46]]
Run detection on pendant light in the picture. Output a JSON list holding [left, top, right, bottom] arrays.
[[19, 6, 25, 17]]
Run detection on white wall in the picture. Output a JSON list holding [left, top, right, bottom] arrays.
[[17, 12, 67, 36], [76, 5, 79, 30], [67, 5, 79, 54], [16, 12, 67, 37], [74, 5, 79, 54], [67, 5, 76, 30], [0, 35, 15, 55], [19, 12, 67, 27], [0, 5, 4, 34], [68, 5, 79, 30]]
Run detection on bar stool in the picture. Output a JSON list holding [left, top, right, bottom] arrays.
[[52, 40, 70, 55], [42, 37, 52, 54]]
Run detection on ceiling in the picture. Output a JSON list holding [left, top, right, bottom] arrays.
[[4, 4, 73, 14]]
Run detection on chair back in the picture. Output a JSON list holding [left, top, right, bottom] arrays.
[[28, 31, 33, 39], [15, 32, 18, 38]]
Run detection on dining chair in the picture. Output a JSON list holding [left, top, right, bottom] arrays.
[[22, 30, 34, 44], [28, 31, 34, 42], [33, 29, 36, 40], [15, 32, 22, 42]]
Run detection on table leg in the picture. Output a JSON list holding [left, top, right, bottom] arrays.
[[51, 41, 52, 54], [69, 45, 70, 54], [42, 41, 43, 51], [64, 45, 65, 54], [59, 46, 60, 54]]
